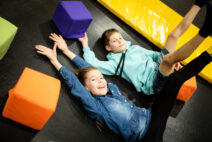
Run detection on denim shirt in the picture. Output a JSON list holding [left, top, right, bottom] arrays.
[[59, 56, 152, 142]]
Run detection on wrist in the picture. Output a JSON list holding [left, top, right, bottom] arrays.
[[82, 44, 88, 48], [61, 45, 69, 52], [50, 59, 62, 71], [50, 58, 59, 65], [62, 49, 76, 60], [62, 49, 70, 54], [82, 42, 88, 48]]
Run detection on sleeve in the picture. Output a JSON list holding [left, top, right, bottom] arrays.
[[72, 56, 92, 69], [108, 83, 122, 96], [82, 47, 116, 75], [59, 66, 98, 113]]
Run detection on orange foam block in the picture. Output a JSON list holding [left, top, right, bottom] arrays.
[[2, 67, 61, 130], [177, 76, 197, 102]]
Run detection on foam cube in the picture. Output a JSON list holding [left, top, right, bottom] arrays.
[[0, 17, 18, 60], [176, 76, 197, 102], [2, 67, 61, 130], [53, 1, 93, 38]]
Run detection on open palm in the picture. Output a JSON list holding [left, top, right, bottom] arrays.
[[49, 33, 68, 52], [35, 44, 57, 62]]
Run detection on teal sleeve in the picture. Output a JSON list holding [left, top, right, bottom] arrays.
[[82, 47, 116, 75]]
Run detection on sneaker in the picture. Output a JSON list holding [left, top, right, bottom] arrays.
[[194, 0, 210, 7]]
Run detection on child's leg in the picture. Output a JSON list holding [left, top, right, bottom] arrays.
[[160, 2, 211, 76], [164, 5, 201, 53], [142, 51, 212, 142], [162, 34, 204, 72]]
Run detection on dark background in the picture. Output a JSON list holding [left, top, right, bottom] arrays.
[[0, 0, 211, 142]]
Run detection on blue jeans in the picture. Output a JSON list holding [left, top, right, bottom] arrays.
[[153, 47, 169, 94]]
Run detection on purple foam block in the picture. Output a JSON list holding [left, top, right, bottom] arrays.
[[53, 1, 93, 38]]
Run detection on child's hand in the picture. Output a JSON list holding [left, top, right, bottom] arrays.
[[35, 43, 57, 62], [78, 32, 88, 48], [174, 62, 183, 70], [49, 33, 68, 52]]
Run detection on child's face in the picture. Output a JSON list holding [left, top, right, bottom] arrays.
[[84, 69, 108, 95], [106, 32, 126, 53]]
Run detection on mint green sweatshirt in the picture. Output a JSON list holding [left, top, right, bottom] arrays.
[[83, 41, 160, 95]]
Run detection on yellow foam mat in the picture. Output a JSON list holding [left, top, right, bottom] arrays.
[[97, 0, 212, 83]]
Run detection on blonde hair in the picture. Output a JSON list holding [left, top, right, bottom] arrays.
[[101, 28, 119, 47], [74, 66, 98, 85]]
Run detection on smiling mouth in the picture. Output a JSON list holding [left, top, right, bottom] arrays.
[[98, 86, 106, 89], [119, 43, 125, 48]]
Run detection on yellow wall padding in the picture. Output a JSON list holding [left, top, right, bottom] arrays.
[[97, 0, 212, 83]]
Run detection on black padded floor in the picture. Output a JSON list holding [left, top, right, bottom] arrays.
[[0, 0, 211, 142]]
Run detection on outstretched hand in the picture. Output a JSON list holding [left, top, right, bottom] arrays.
[[49, 33, 68, 52], [174, 62, 183, 70], [35, 43, 57, 62], [78, 32, 88, 48]]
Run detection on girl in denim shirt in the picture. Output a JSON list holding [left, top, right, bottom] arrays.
[[35, 33, 211, 141]]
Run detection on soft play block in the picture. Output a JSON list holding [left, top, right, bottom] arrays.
[[2, 67, 61, 130], [97, 0, 212, 84], [0, 17, 18, 60], [53, 1, 93, 38], [177, 76, 197, 102]]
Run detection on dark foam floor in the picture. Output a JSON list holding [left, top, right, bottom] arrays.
[[0, 0, 211, 142]]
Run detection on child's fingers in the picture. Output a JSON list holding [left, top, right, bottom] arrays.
[[174, 62, 183, 70], [53, 33, 60, 39], [178, 64, 183, 69], [35, 45, 43, 50], [49, 35, 57, 41], [50, 33, 57, 37], [59, 35, 64, 40], [35, 45, 46, 48], [49, 33, 60, 41], [35, 45, 46, 51], [36, 50, 45, 55], [53, 42, 57, 53]]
